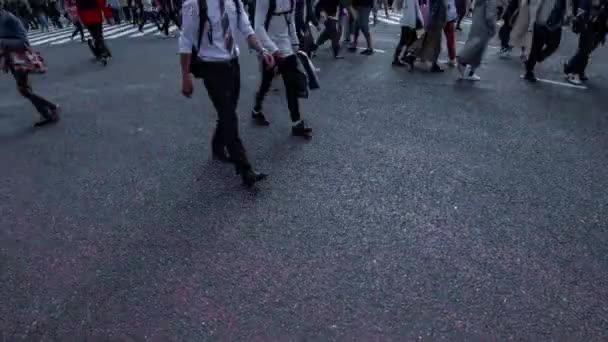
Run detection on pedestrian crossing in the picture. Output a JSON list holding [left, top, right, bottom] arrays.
[[26, 14, 473, 47], [374, 12, 473, 26], [26, 23, 179, 47]]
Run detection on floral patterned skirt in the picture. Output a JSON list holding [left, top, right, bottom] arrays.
[[1, 49, 48, 74]]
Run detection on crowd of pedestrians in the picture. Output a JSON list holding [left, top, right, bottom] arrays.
[[1, 0, 182, 34], [1, 0, 607, 187]]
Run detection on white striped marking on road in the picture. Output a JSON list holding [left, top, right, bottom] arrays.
[[129, 24, 161, 37], [104, 24, 152, 39], [153, 24, 178, 36], [28, 23, 162, 46], [376, 17, 401, 25], [27, 28, 70, 40], [49, 23, 133, 45], [536, 77, 588, 89], [357, 47, 386, 53], [105, 26, 145, 39], [28, 27, 75, 44], [457, 41, 499, 50]]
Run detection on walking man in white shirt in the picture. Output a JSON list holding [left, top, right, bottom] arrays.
[[251, 0, 313, 138], [179, 0, 275, 187]]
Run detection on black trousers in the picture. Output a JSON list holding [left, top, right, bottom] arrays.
[[122, 6, 132, 21], [499, 0, 520, 48], [526, 25, 562, 72], [498, 21, 513, 49], [50, 15, 63, 28], [316, 18, 340, 56], [71, 21, 85, 40], [201, 59, 251, 171], [86, 23, 111, 58], [254, 54, 301, 123], [296, 26, 314, 55], [565, 25, 604, 75], [110, 7, 122, 24], [394, 26, 417, 61], [160, 9, 180, 35], [139, 10, 162, 31], [133, 1, 144, 26], [10, 66, 57, 118]]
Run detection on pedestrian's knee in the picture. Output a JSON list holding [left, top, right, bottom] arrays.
[[17, 85, 31, 97], [18, 88, 32, 98]]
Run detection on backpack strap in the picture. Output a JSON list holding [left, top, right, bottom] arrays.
[[264, 0, 293, 30], [264, 0, 276, 30], [195, 0, 211, 49], [284, 0, 294, 38], [234, 0, 242, 28]]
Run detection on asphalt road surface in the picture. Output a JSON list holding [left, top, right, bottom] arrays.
[[1, 17, 607, 340]]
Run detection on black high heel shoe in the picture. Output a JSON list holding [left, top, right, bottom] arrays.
[[403, 55, 415, 71], [212, 151, 231, 163], [236, 167, 268, 187]]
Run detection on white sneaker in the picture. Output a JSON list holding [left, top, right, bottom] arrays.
[[447, 59, 457, 67], [457, 63, 466, 78], [498, 48, 511, 59], [566, 74, 583, 85], [464, 73, 481, 81], [459, 65, 472, 79], [519, 51, 527, 63]]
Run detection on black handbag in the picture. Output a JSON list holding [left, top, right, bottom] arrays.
[[296, 51, 319, 90], [189, 0, 208, 78]]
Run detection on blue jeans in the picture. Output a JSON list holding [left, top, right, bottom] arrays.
[[37, 14, 49, 31]]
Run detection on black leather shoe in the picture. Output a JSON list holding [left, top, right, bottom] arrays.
[[430, 63, 444, 73], [523, 71, 537, 83], [251, 110, 270, 126], [34, 106, 60, 127], [212, 152, 231, 163], [392, 59, 407, 67], [403, 55, 415, 71], [240, 169, 268, 187], [292, 121, 312, 138]]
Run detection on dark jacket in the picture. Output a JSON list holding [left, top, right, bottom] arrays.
[[295, 0, 316, 32], [0, 9, 28, 51], [316, 0, 340, 17], [502, 0, 520, 21]]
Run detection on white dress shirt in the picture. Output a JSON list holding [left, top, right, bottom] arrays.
[[179, 0, 254, 61], [255, 0, 299, 57]]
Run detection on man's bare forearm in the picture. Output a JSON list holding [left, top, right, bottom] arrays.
[[180, 53, 192, 77], [246, 34, 265, 54]]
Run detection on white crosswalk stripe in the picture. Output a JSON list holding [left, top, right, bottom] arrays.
[[153, 25, 179, 36], [25, 13, 473, 47], [373, 12, 473, 26], [130, 23, 165, 37], [26, 23, 179, 46]]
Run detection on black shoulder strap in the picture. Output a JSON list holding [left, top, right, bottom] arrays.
[[264, 0, 276, 30], [195, 0, 210, 48], [234, 0, 242, 28]]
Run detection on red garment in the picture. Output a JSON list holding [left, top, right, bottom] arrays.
[[64, 0, 79, 22], [443, 21, 456, 60], [1, 50, 47, 74], [76, 0, 112, 25]]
